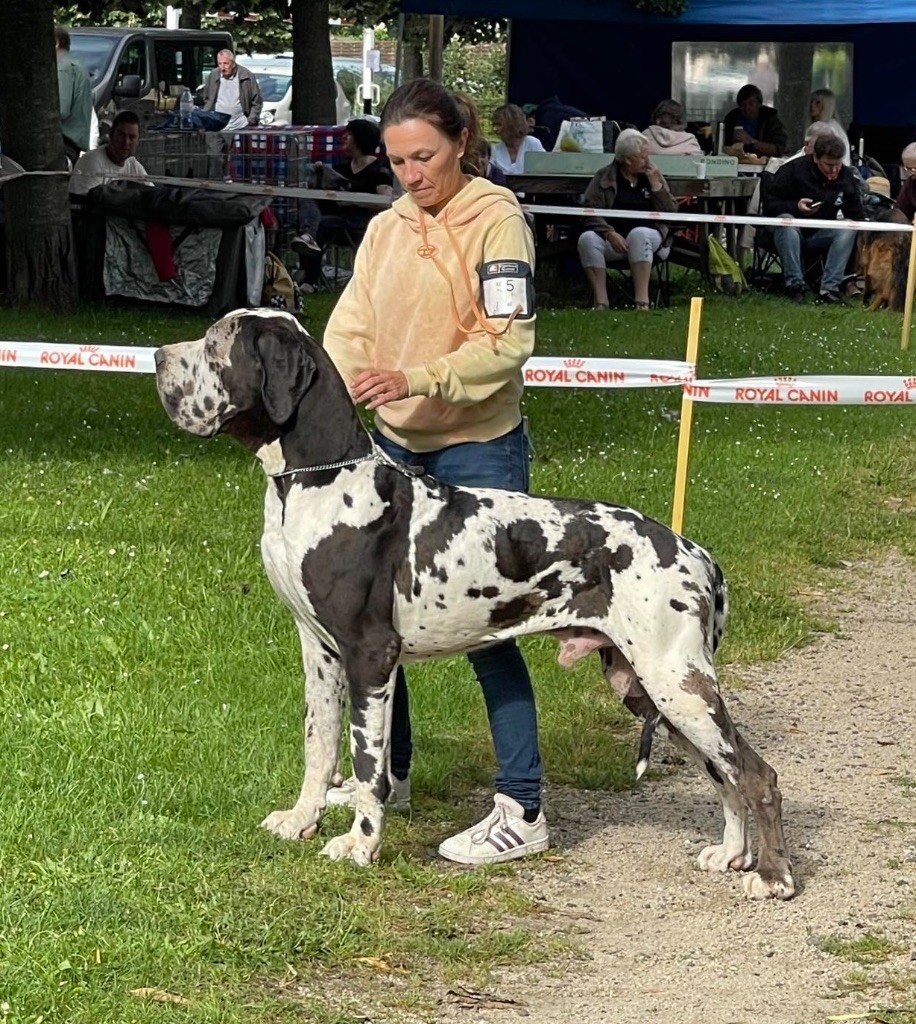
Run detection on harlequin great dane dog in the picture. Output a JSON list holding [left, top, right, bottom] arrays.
[[154, 309, 795, 900]]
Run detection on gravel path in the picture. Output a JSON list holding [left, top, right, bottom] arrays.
[[436, 552, 916, 1024]]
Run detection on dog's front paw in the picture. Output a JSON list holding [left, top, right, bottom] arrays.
[[742, 869, 796, 901], [261, 806, 320, 841], [320, 831, 379, 866], [697, 843, 753, 873]]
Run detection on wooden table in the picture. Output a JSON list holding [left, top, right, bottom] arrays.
[[506, 173, 759, 257]]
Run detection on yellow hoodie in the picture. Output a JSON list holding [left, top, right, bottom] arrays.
[[322, 175, 536, 453]]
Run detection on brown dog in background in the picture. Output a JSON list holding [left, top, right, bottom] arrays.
[[858, 224, 910, 311]]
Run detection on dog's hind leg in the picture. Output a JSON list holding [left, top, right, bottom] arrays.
[[730, 730, 795, 900], [634, 641, 795, 900], [262, 632, 346, 841]]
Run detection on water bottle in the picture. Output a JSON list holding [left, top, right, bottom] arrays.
[[179, 87, 194, 130]]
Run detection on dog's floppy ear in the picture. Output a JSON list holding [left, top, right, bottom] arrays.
[[255, 326, 316, 426]]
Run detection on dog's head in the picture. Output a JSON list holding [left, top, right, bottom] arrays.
[[154, 309, 318, 442]]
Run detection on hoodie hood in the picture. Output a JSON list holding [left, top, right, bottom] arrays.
[[642, 125, 702, 155], [391, 175, 522, 232]]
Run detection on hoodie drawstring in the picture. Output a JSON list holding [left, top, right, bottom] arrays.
[[417, 209, 521, 351]]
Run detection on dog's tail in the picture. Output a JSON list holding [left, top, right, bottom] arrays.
[[635, 712, 662, 780]]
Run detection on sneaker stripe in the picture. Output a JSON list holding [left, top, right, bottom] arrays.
[[486, 835, 509, 852], [501, 826, 526, 846]]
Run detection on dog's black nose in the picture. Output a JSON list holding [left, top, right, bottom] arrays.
[[154, 348, 166, 368]]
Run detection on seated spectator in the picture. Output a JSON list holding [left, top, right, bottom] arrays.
[[642, 99, 702, 156], [527, 95, 589, 151], [739, 119, 843, 261], [152, 50, 262, 132], [476, 138, 508, 187], [723, 84, 787, 157], [292, 117, 393, 287], [577, 128, 677, 310], [889, 142, 916, 223], [69, 111, 148, 197], [491, 103, 545, 174], [762, 133, 863, 303], [808, 88, 850, 165]]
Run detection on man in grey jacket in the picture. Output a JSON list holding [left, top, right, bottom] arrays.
[[200, 50, 262, 130]]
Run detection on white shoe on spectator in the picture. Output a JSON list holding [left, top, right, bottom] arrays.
[[291, 232, 321, 254], [438, 794, 549, 865], [325, 774, 411, 811]]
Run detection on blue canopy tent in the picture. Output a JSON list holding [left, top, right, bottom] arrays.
[[402, 0, 916, 153]]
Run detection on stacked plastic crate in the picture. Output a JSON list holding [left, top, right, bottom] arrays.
[[228, 126, 349, 230]]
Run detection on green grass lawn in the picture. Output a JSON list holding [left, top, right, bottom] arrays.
[[0, 290, 914, 1021]]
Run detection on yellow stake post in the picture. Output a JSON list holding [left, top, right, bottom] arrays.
[[671, 296, 703, 534], [901, 215, 916, 351]]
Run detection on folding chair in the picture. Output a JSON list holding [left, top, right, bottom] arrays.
[[317, 225, 360, 292]]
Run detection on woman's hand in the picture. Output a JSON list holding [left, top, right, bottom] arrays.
[[605, 229, 628, 254], [350, 368, 409, 410], [734, 128, 755, 146], [645, 162, 664, 192]]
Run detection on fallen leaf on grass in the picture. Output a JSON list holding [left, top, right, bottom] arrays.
[[130, 988, 193, 1006], [445, 986, 528, 1012]]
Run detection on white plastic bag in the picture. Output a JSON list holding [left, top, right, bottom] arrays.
[[553, 117, 605, 153]]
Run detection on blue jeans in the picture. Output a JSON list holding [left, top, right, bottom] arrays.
[[151, 110, 231, 132], [772, 223, 857, 292], [375, 423, 543, 810]]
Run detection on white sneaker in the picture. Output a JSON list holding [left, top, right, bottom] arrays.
[[325, 774, 411, 811], [438, 794, 549, 865], [291, 232, 321, 254]]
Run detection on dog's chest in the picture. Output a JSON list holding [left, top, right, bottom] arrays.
[[259, 474, 388, 637]]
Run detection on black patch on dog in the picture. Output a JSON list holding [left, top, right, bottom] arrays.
[[670, 599, 688, 612], [611, 510, 679, 568], [414, 487, 484, 577]]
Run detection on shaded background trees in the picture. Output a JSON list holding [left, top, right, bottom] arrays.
[[1, 0, 506, 308], [0, 0, 78, 309]]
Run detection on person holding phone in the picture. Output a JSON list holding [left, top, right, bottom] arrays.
[[762, 133, 863, 304]]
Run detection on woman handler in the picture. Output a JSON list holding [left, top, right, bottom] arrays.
[[321, 78, 547, 865]]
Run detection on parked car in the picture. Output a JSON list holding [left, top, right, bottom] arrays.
[[246, 54, 352, 127], [68, 26, 233, 137]]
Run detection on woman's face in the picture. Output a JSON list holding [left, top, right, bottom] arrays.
[[495, 117, 521, 144], [810, 96, 824, 120], [622, 146, 650, 175], [384, 117, 468, 215]]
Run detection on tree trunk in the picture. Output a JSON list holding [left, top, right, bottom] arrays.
[[179, 4, 204, 30], [289, 0, 337, 126], [400, 15, 426, 81], [0, 0, 77, 309], [775, 42, 816, 154]]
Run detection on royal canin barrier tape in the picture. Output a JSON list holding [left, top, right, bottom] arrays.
[[0, 341, 156, 374], [522, 357, 692, 388], [684, 375, 916, 405], [1, 342, 913, 406]]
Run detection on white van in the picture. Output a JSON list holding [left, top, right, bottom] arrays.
[[246, 54, 351, 126]]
